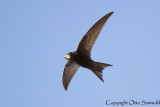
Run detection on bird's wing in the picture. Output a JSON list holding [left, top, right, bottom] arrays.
[[63, 60, 80, 91], [77, 12, 114, 57]]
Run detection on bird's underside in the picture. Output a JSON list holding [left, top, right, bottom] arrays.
[[63, 11, 114, 91]]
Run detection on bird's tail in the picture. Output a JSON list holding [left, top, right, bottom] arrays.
[[91, 61, 112, 82]]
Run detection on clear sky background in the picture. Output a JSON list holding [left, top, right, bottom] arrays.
[[0, 0, 160, 107]]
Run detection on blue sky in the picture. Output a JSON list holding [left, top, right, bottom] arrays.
[[0, 0, 160, 107]]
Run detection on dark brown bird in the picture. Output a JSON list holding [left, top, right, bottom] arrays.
[[63, 12, 114, 91]]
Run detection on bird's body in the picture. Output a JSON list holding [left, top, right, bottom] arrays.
[[63, 12, 114, 90], [73, 52, 92, 68]]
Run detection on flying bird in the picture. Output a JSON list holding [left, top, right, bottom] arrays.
[[63, 12, 114, 91]]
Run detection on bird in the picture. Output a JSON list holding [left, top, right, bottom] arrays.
[[63, 11, 114, 91]]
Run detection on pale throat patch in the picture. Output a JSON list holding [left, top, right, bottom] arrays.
[[64, 54, 71, 60]]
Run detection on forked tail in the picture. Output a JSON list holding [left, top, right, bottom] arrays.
[[91, 61, 112, 82]]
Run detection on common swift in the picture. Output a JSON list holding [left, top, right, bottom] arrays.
[[63, 12, 113, 90]]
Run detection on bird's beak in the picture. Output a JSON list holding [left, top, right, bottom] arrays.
[[64, 54, 70, 60]]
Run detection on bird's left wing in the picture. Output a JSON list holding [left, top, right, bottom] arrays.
[[77, 12, 114, 57], [63, 60, 80, 91]]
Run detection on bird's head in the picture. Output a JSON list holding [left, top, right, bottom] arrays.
[[64, 52, 73, 60]]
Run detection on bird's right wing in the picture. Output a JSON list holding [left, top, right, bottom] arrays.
[[77, 12, 114, 57], [63, 60, 80, 91]]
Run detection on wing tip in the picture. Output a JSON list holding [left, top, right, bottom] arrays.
[[62, 75, 68, 91], [63, 83, 68, 91], [64, 87, 68, 91], [111, 11, 114, 14], [101, 78, 104, 82], [108, 11, 114, 16]]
